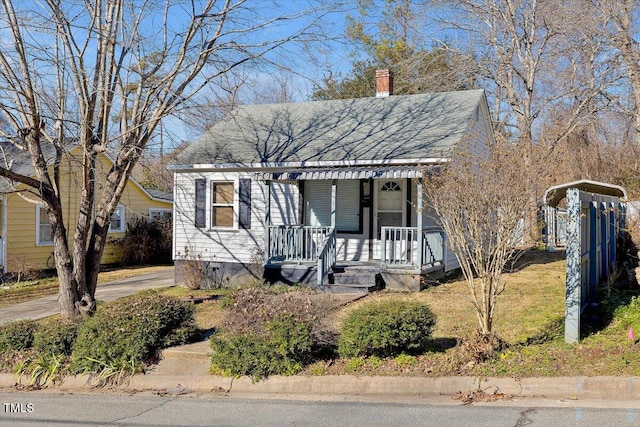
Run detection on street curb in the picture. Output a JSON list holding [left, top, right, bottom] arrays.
[[3, 372, 640, 401]]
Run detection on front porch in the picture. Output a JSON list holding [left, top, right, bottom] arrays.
[[260, 168, 451, 291], [264, 225, 447, 291]]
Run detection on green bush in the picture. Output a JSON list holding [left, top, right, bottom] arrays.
[[0, 320, 38, 353], [33, 318, 82, 356], [71, 293, 198, 374], [210, 314, 314, 381], [338, 299, 436, 358]]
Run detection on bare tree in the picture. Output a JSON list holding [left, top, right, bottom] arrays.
[[589, 0, 640, 144], [0, 0, 327, 317], [424, 141, 529, 335], [439, 0, 607, 243]]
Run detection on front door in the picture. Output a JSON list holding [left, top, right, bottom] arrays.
[[373, 180, 406, 259]]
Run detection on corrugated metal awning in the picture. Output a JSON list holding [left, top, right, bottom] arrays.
[[543, 179, 627, 208], [255, 165, 427, 181]]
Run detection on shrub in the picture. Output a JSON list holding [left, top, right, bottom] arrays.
[[0, 320, 38, 353], [119, 218, 172, 266], [71, 294, 198, 374], [338, 299, 436, 358], [223, 286, 332, 340], [175, 247, 206, 290], [33, 318, 82, 356], [210, 314, 314, 381]]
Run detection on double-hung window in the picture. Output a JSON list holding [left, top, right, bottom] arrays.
[[149, 208, 172, 221], [109, 205, 125, 233], [211, 182, 235, 228], [36, 205, 53, 246], [194, 178, 251, 230]]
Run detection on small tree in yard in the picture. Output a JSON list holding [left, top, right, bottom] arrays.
[[425, 140, 529, 336]]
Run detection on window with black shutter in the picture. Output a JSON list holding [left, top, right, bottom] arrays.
[[195, 178, 206, 228], [239, 178, 251, 229]]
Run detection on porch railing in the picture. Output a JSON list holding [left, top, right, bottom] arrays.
[[316, 228, 337, 285], [266, 225, 333, 264], [380, 226, 445, 269]]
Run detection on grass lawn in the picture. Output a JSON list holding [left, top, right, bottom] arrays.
[[298, 250, 640, 377]]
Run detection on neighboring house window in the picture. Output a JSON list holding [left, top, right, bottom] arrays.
[[109, 205, 125, 233], [211, 182, 235, 228], [36, 205, 53, 246], [149, 208, 172, 221]]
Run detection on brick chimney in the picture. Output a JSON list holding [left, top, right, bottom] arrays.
[[376, 69, 393, 98]]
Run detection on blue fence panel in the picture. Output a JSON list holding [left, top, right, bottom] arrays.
[[565, 190, 625, 343]]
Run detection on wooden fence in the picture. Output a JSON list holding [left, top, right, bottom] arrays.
[[565, 188, 626, 343]]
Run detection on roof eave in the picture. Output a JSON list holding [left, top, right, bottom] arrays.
[[168, 157, 451, 172]]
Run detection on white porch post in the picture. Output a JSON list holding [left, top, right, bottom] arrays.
[[264, 180, 271, 265], [330, 179, 337, 228], [416, 178, 423, 268]]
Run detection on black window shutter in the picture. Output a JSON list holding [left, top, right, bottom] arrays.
[[239, 178, 251, 229], [195, 178, 206, 228]]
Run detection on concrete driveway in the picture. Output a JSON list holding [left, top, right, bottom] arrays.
[[0, 267, 174, 324]]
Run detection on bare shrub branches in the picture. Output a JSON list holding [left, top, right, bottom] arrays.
[[425, 140, 529, 334]]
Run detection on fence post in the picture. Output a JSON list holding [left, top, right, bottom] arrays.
[[565, 188, 581, 344]]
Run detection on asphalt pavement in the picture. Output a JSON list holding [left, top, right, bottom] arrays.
[[0, 267, 174, 324], [2, 391, 638, 427]]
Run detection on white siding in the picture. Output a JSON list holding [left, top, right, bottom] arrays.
[[336, 206, 371, 261], [173, 171, 266, 264], [336, 180, 360, 232]]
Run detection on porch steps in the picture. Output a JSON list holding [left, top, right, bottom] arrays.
[[326, 264, 381, 293]]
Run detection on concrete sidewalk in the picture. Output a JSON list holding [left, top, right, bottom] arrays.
[[0, 267, 174, 324]]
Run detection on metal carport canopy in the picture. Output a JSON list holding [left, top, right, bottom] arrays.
[[543, 179, 628, 208]]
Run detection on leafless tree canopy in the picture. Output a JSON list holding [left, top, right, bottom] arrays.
[[0, 0, 328, 317]]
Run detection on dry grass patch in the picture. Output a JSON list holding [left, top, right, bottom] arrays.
[[344, 251, 566, 346]]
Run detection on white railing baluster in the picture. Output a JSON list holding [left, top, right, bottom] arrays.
[[379, 226, 446, 270]]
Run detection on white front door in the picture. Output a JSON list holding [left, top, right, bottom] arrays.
[[373, 180, 406, 259]]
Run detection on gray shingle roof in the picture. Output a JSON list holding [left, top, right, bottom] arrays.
[[175, 89, 486, 167]]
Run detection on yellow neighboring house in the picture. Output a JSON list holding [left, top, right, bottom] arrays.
[[0, 144, 172, 274]]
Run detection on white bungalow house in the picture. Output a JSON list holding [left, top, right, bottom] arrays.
[[171, 70, 495, 291]]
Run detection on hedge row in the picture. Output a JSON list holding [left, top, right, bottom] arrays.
[[0, 293, 198, 377]]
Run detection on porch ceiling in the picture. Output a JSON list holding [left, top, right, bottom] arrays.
[[255, 165, 432, 181]]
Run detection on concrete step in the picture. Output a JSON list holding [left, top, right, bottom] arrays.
[[330, 272, 377, 285], [151, 341, 211, 376], [318, 284, 371, 294], [330, 264, 380, 288]]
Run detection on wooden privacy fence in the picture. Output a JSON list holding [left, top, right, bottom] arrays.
[[564, 188, 626, 343]]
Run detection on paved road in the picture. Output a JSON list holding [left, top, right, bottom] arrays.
[[1, 391, 639, 427], [0, 268, 174, 324]]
